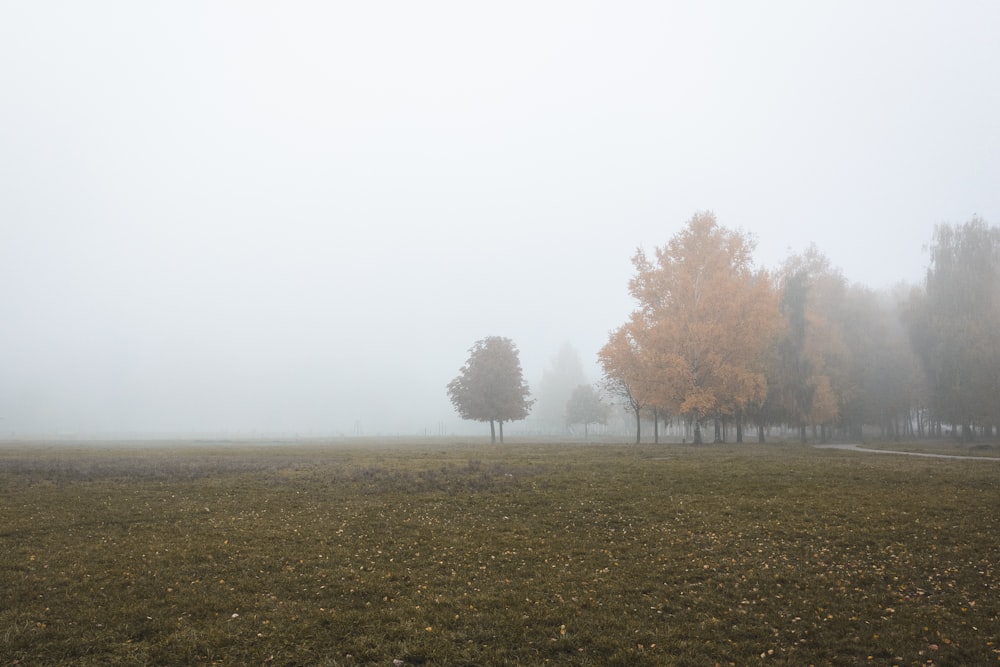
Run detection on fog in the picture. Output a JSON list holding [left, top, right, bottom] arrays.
[[2, 3, 998, 437]]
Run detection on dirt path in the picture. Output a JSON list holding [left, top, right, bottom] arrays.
[[814, 443, 1000, 462]]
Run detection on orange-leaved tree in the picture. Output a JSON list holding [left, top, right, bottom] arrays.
[[598, 323, 656, 443], [621, 211, 781, 443]]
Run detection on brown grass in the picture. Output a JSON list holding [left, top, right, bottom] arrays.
[[1, 440, 998, 666]]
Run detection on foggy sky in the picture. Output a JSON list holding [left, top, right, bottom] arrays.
[[2, 2, 998, 437]]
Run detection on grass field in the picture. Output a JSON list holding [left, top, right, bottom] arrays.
[[1, 440, 998, 666]]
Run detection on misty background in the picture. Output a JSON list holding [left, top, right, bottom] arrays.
[[2, 2, 998, 437]]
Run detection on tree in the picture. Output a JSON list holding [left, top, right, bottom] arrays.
[[772, 248, 849, 443], [534, 342, 587, 434], [565, 384, 610, 438], [907, 217, 1000, 440], [598, 323, 652, 443], [840, 284, 926, 440], [447, 336, 534, 443], [622, 211, 781, 443]]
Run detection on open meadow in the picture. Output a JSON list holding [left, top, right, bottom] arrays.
[[1, 440, 998, 666]]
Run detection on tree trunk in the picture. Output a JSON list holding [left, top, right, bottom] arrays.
[[489, 420, 496, 443], [634, 409, 641, 444], [693, 413, 702, 445], [799, 423, 807, 444], [757, 422, 766, 443], [499, 420, 504, 443], [714, 418, 722, 443], [654, 408, 659, 444]]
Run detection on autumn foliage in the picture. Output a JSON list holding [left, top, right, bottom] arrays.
[[602, 212, 780, 443], [444, 214, 998, 444], [602, 212, 1000, 443]]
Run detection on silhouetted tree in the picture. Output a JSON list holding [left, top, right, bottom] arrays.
[[447, 336, 534, 443]]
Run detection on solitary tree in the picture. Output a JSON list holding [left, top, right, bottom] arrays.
[[447, 336, 534, 443], [565, 384, 610, 438]]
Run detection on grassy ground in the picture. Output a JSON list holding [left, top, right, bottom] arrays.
[[1, 440, 998, 666]]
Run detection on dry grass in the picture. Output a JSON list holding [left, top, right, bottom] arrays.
[[1, 440, 998, 666]]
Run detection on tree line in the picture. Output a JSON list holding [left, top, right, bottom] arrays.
[[601, 211, 999, 444], [449, 212, 1000, 444]]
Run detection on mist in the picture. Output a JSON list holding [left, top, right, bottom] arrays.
[[2, 3, 998, 437]]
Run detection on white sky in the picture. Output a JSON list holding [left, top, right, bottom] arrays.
[[2, 2, 998, 436]]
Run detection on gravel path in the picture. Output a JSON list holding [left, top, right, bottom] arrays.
[[814, 443, 1000, 462]]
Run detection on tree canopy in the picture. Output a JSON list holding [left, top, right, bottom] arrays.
[[598, 323, 653, 443], [449, 215, 998, 445], [599, 212, 999, 444], [906, 217, 1000, 439], [447, 336, 534, 443], [608, 211, 781, 443], [769, 248, 848, 442]]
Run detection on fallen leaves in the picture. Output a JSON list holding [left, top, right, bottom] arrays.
[[2, 442, 998, 666]]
